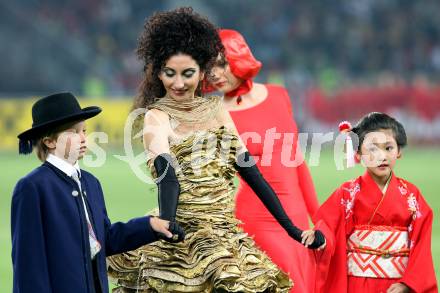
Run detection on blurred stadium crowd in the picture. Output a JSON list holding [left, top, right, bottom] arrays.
[[1, 0, 440, 142]]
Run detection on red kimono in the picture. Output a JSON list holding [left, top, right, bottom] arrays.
[[230, 84, 319, 293], [314, 171, 437, 293]]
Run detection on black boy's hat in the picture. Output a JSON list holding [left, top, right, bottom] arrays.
[[17, 92, 102, 154]]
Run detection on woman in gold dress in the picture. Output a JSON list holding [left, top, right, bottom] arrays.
[[107, 7, 325, 292]]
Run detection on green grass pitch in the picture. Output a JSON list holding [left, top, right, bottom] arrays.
[[0, 148, 438, 291]]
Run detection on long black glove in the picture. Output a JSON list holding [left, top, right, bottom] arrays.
[[234, 151, 325, 249], [153, 153, 185, 243]]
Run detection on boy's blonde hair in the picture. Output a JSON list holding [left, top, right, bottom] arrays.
[[34, 121, 79, 162]]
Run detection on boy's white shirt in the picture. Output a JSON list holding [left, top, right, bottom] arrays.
[[46, 153, 81, 178]]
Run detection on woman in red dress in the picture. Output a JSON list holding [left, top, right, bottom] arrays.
[[207, 29, 320, 293]]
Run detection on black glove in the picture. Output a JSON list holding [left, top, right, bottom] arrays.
[[234, 151, 325, 249], [155, 221, 186, 243], [153, 153, 185, 243], [309, 230, 325, 249]]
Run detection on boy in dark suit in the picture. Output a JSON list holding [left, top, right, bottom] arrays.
[[11, 92, 184, 293]]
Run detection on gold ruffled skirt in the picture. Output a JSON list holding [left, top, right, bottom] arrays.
[[107, 127, 292, 292]]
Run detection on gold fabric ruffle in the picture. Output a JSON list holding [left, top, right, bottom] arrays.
[[107, 126, 292, 292]]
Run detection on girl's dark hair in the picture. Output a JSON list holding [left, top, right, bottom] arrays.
[[133, 7, 223, 111], [351, 112, 407, 151]]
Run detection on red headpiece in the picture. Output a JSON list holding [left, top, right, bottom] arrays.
[[219, 29, 262, 97]]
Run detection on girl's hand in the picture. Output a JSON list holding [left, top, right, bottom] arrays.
[[386, 283, 410, 293], [301, 229, 315, 247], [301, 229, 326, 250]]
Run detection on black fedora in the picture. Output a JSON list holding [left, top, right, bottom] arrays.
[[18, 92, 102, 154]]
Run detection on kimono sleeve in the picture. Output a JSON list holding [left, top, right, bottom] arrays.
[[11, 178, 53, 293], [400, 189, 438, 293], [313, 186, 348, 293]]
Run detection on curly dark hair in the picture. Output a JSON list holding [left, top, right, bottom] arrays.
[[133, 7, 223, 110]]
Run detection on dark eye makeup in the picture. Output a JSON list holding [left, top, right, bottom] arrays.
[[162, 68, 196, 78]]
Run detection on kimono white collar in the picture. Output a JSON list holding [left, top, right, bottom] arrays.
[[381, 173, 393, 194], [46, 154, 81, 178]]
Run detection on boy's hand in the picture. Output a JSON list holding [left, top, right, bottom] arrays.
[[150, 217, 173, 238], [149, 217, 185, 243], [387, 283, 410, 293], [301, 229, 326, 250]]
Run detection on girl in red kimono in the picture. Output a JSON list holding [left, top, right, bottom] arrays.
[[207, 29, 319, 293], [303, 112, 437, 293]]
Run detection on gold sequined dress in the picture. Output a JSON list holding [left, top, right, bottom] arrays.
[[107, 97, 292, 292]]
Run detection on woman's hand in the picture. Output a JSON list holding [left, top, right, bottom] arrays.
[[301, 229, 326, 250], [386, 283, 410, 293]]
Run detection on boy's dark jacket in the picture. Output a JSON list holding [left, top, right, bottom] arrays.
[[11, 162, 157, 292]]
